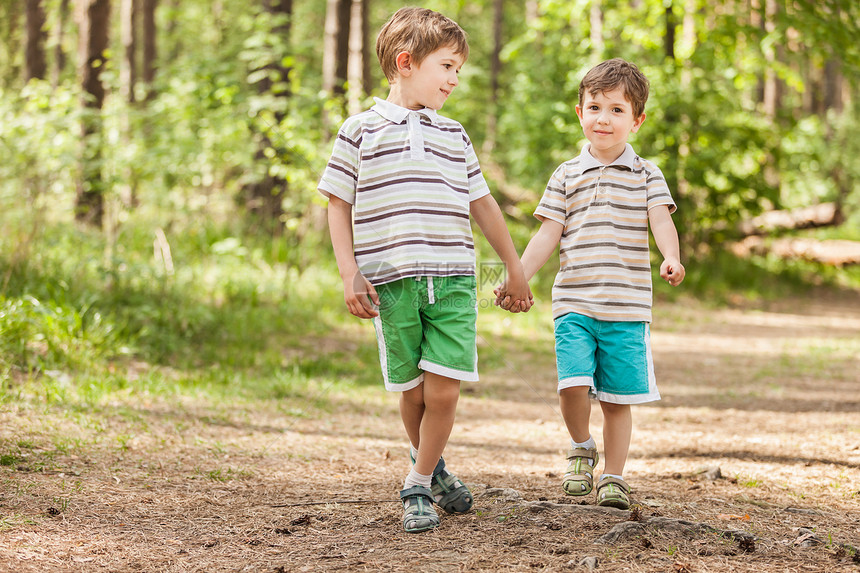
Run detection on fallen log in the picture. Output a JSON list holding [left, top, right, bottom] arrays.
[[732, 236, 860, 266], [739, 202, 843, 236]]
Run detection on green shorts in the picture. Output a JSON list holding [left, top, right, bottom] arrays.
[[372, 275, 478, 391], [554, 312, 660, 404]]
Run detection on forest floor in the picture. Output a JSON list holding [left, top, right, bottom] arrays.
[[1, 292, 859, 572]]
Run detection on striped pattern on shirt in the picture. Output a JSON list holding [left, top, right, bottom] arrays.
[[318, 98, 490, 285], [534, 144, 676, 323]]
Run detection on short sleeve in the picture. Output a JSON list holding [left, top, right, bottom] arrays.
[[463, 133, 491, 202], [533, 164, 567, 224], [644, 163, 676, 214], [318, 119, 361, 204]]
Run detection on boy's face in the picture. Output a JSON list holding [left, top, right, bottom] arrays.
[[396, 45, 463, 110], [575, 87, 645, 164]]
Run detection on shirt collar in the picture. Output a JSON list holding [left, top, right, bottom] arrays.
[[371, 97, 439, 125], [578, 143, 637, 172]]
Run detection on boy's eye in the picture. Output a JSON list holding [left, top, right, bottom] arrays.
[[612, 107, 623, 113]]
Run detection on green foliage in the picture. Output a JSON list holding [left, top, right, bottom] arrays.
[[483, 0, 859, 246], [0, 0, 858, 408]]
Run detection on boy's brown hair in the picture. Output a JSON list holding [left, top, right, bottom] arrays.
[[376, 7, 469, 82], [578, 59, 650, 118]]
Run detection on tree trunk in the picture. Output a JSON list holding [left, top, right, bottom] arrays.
[[121, 0, 138, 104], [526, 0, 538, 22], [346, 0, 369, 115], [24, 0, 47, 81], [243, 0, 294, 227], [120, 0, 139, 207], [75, 0, 111, 227], [823, 59, 843, 114], [52, 0, 71, 87], [590, 0, 603, 63], [761, 0, 780, 191], [142, 0, 157, 101], [483, 0, 503, 154], [762, 0, 780, 119], [322, 0, 351, 97], [664, 1, 675, 60]]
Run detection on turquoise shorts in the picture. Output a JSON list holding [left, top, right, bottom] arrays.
[[372, 275, 478, 392], [554, 312, 660, 404]]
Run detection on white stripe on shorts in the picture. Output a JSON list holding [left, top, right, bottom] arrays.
[[373, 315, 425, 392], [418, 358, 479, 383]]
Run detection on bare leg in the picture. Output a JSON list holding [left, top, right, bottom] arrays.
[[401, 372, 460, 477], [599, 401, 632, 476], [559, 386, 592, 443], [400, 382, 425, 451]]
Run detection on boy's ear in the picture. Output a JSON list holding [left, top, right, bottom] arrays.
[[630, 112, 646, 133], [395, 51, 413, 76]]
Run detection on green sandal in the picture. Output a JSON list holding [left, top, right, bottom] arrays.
[[596, 476, 631, 509], [410, 455, 473, 514], [400, 486, 440, 533], [562, 446, 599, 497]]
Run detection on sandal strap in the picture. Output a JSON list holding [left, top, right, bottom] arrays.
[[408, 453, 447, 477], [566, 447, 597, 462], [564, 447, 598, 477], [598, 476, 630, 493], [400, 486, 435, 503]]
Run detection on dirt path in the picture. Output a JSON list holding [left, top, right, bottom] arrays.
[[1, 294, 859, 572]]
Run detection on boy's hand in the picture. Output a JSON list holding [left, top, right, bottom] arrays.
[[660, 258, 685, 287], [493, 283, 508, 308], [494, 274, 534, 313], [343, 272, 380, 318]]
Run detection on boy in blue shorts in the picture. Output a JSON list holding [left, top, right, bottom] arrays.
[[319, 7, 532, 533], [497, 59, 684, 509]]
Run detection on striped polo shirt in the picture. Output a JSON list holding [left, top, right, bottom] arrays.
[[318, 98, 491, 285], [535, 144, 676, 323]]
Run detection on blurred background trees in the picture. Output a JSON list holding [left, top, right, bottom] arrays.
[[0, 0, 857, 386], [0, 0, 858, 273]]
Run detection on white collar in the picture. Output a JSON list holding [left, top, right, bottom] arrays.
[[578, 143, 637, 172], [371, 97, 439, 125]]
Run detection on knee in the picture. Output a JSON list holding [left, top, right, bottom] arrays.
[[423, 381, 460, 411]]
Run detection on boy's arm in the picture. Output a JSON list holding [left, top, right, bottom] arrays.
[[520, 218, 564, 281], [470, 194, 533, 312], [495, 217, 563, 308], [648, 205, 685, 287], [328, 196, 380, 318]]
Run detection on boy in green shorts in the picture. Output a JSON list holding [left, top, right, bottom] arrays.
[[319, 7, 532, 533], [497, 59, 685, 509]]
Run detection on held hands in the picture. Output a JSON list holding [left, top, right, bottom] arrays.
[[493, 271, 534, 314], [342, 272, 380, 319], [660, 258, 686, 287]]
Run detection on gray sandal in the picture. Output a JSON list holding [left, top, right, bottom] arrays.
[[410, 454, 473, 514], [400, 486, 440, 533], [429, 457, 473, 514], [562, 446, 599, 496]]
